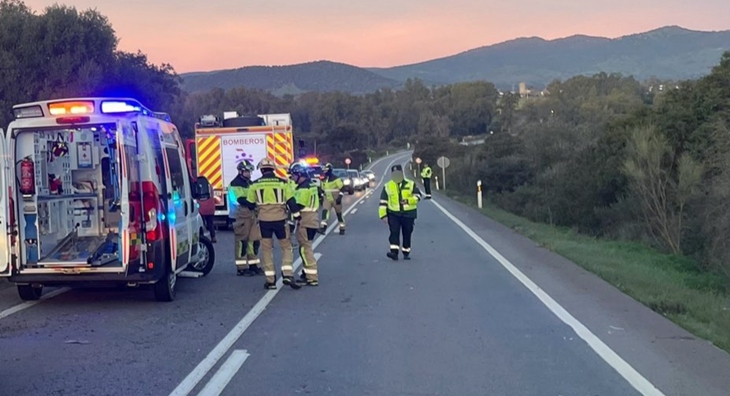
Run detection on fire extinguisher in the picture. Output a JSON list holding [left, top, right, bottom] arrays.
[[19, 157, 35, 195]]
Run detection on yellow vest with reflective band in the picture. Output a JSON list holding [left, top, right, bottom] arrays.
[[228, 176, 252, 218], [378, 179, 418, 218], [247, 176, 295, 221], [294, 180, 320, 212], [322, 175, 343, 201], [287, 179, 297, 219], [421, 166, 432, 178]]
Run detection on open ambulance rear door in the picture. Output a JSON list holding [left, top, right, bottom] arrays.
[[0, 129, 13, 277]]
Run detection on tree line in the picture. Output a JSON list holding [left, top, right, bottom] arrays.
[[415, 54, 730, 282], [0, 0, 181, 128], [2, 1, 729, 281]]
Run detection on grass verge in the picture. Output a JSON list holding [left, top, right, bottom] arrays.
[[446, 191, 730, 353]]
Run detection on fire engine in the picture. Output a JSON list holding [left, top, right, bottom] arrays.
[[186, 112, 295, 226]]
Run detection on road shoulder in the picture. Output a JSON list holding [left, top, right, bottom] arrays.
[[426, 190, 730, 396]]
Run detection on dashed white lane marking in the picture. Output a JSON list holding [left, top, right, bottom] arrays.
[[351, 208, 358, 214], [195, 350, 250, 396], [168, 153, 410, 396]]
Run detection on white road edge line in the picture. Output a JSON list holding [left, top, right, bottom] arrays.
[[0, 287, 71, 320], [195, 350, 250, 396], [168, 153, 409, 396], [429, 198, 666, 396]]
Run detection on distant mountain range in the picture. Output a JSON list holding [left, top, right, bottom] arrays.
[[180, 26, 730, 94]]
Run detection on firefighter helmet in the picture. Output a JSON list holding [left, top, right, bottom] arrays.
[[258, 157, 277, 171], [289, 163, 307, 177], [237, 159, 254, 172], [324, 163, 333, 172]]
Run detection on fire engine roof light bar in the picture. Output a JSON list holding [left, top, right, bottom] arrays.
[[13, 105, 44, 119]]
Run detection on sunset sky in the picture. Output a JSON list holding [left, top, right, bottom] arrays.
[[24, 0, 730, 73]]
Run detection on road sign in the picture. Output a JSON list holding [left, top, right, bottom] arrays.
[[415, 157, 422, 164], [345, 158, 351, 164], [437, 156, 449, 190]]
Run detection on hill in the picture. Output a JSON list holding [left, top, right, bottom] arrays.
[[180, 60, 401, 95], [180, 26, 730, 94], [369, 26, 730, 89]]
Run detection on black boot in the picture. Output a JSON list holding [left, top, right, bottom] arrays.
[[386, 250, 398, 261], [283, 276, 302, 289]]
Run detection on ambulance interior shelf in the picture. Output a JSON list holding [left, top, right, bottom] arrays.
[[16, 126, 123, 268]]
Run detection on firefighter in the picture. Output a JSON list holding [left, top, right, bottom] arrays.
[[229, 160, 263, 276], [287, 165, 299, 248], [289, 163, 321, 286], [379, 164, 423, 260], [320, 163, 346, 235], [247, 158, 301, 290], [421, 163, 433, 199]]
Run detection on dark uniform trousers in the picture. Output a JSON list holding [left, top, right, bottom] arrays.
[[388, 214, 415, 255], [423, 178, 432, 196]]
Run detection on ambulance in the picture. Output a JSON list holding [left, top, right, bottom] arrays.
[[0, 97, 216, 302], [190, 112, 295, 225]]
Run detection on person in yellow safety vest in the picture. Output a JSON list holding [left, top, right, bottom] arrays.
[[289, 163, 322, 286], [320, 163, 346, 235], [379, 164, 423, 260], [286, 169, 299, 248], [229, 160, 263, 276], [421, 163, 433, 199], [247, 157, 302, 290]]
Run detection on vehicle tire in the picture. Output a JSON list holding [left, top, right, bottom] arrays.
[[153, 267, 177, 302], [17, 284, 42, 301], [189, 235, 215, 276]]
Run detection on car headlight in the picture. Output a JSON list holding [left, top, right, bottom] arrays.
[[343, 179, 350, 185]]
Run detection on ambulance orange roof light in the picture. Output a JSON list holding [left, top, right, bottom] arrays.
[[48, 101, 94, 115], [304, 157, 319, 165]]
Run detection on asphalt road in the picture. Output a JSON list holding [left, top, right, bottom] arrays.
[[1, 152, 730, 396]]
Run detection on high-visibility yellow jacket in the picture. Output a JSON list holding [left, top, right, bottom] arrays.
[[421, 166, 432, 178], [378, 179, 422, 219]]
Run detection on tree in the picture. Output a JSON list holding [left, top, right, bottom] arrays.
[[622, 125, 702, 254], [0, 1, 180, 126]]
